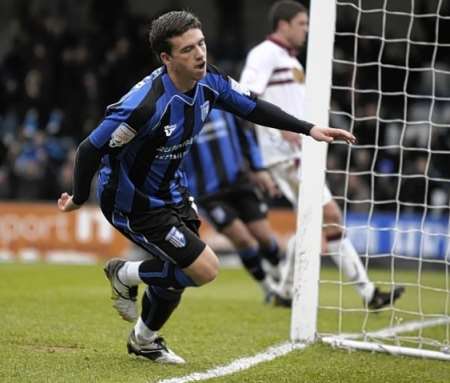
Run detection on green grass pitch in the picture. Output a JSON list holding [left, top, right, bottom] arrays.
[[0, 263, 449, 383]]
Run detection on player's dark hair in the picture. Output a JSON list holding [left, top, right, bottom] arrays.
[[149, 11, 202, 56], [269, 1, 307, 32]]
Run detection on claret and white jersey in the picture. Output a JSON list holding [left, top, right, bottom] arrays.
[[240, 36, 306, 166], [240, 36, 333, 206]]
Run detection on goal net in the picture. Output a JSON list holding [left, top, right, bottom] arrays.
[[293, 0, 450, 360]]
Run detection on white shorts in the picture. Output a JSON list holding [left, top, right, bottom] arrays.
[[269, 160, 332, 210]]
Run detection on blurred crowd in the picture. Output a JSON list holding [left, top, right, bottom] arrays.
[[0, 0, 449, 215], [0, 1, 158, 200], [327, 2, 450, 216]]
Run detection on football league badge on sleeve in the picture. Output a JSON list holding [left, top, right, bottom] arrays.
[[109, 123, 137, 148]]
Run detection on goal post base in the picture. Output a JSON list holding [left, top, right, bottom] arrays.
[[322, 336, 450, 361]]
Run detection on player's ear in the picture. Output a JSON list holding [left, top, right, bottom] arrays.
[[160, 52, 171, 65], [278, 19, 290, 32]]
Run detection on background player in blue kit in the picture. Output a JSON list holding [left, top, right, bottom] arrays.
[[183, 108, 282, 299], [57, 10, 356, 364]]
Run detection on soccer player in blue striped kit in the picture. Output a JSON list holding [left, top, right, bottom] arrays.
[[57, 11, 356, 364], [183, 109, 282, 299]]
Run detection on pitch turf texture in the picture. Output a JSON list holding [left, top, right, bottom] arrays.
[[1, 263, 449, 383]]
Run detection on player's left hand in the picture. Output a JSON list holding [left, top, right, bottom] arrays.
[[249, 170, 280, 198], [281, 130, 302, 148], [57, 192, 81, 212], [309, 126, 356, 144]]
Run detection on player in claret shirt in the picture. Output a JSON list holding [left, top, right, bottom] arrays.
[[240, 0, 404, 308], [183, 108, 284, 299]]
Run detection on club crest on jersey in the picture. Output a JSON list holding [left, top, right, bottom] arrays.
[[165, 226, 186, 248], [109, 123, 137, 148], [164, 124, 177, 137], [210, 206, 227, 224], [259, 202, 268, 214], [292, 67, 305, 83], [201, 101, 210, 122]]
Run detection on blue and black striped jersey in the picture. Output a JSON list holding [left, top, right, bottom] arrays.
[[88, 65, 257, 212], [183, 109, 264, 198]]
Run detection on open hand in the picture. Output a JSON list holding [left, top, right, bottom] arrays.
[[281, 130, 302, 148], [249, 170, 280, 198], [309, 126, 356, 144], [57, 192, 81, 212]]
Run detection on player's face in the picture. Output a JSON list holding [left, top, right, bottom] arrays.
[[163, 28, 207, 84], [286, 12, 309, 48]]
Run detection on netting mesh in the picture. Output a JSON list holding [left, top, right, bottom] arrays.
[[320, 0, 450, 353]]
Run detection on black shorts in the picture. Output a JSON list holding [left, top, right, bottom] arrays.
[[102, 199, 206, 269], [198, 182, 268, 231]]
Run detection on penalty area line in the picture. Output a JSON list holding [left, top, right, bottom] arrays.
[[156, 342, 307, 383]]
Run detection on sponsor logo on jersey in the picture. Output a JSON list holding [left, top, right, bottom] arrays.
[[292, 67, 305, 83], [201, 100, 210, 122], [155, 136, 196, 160], [109, 123, 137, 148], [164, 124, 177, 137], [165, 226, 186, 248]]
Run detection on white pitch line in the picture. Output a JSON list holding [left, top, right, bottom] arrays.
[[158, 317, 450, 383], [156, 342, 307, 383]]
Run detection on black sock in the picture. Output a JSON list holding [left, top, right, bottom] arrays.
[[141, 286, 183, 331], [259, 238, 280, 266], [238, 247, 266, 281], [138, 259, 197, 288]]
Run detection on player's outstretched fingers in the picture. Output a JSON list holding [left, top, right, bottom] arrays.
[[329, 128, 356, 144], [310, 126, 356, 144]]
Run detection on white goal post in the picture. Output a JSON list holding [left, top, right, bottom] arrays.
[[292, 0, 450, 361], [290, 0, 335, 342]]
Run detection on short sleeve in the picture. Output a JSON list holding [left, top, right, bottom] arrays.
[[214, 74, 257, 117], [88, 77, 160, 150], [89, 119, 137, 150]]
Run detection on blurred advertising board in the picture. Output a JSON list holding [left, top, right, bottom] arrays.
[[0, 203, 294, 264], [346, 212, 450, 260], [0, 203, 129, 263], [1, 203, 446, 263]]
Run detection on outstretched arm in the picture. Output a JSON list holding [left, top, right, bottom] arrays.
[[246, 99, 356, 144]]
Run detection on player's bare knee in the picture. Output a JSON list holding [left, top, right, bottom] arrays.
[[200, 262, 219, 284], [192, 265, 218, 286], [323, 201, 342, 225], [233, 237, 257, 250], [205, 251, 219, 281], [222, 224, 257, 250], [185, 246, 219, 285]]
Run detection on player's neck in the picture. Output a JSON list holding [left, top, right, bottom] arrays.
[[270, 32, 293, 50], [268, 32, 299, 57], [166, 68, 196, 93]]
